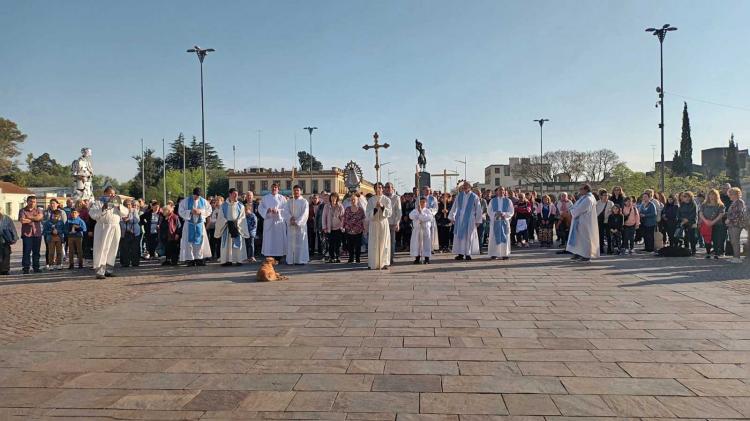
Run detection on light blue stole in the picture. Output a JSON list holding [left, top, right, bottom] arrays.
[[455, 191, 476, 241], [491, 197, 511, 245], [186, 196, 206, 245]]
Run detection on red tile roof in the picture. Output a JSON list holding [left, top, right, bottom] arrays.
[[0, 181, 34, 195]]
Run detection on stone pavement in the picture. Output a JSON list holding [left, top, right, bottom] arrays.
[[1, 248, 750, 420]]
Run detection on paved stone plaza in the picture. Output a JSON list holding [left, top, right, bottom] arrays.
[[1, 249, 750, 420]]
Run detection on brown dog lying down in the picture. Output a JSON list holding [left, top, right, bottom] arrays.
[[256, 257, 288, 281]]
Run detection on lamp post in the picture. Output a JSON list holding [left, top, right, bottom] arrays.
[[533, 118, 549, 193], [140, 138, 145, 200], [645, 24, 677, 193], [186, 45, 215, 194], [455, 157, 467, 182], [303, 126, 317, 191], [162, 138, 167, 205], [362, 132, 390, 183]]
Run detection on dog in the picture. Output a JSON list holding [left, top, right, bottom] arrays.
[[256, 257, 287, 282]]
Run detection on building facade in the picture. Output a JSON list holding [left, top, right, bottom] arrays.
[[483, 160, 522, 189], [227, 167, 374, 196], [0, 182, 34, 220]]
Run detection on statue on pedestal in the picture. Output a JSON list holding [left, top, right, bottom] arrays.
[[72, 147, 94, 201], [416, 139, 427, 171]]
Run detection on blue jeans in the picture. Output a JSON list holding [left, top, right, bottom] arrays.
[[22, 236, 42, 271], [245, 236, 255, 258]]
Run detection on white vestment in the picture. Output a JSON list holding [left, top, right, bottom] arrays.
[[214, 200, 249, 263], [409, 207, 433, 258], [423, 195, 440, 250], [488, 197, 514, 258], [366, 195, 392, 269], [566, 192, 600, 259], [90, 198, 128, 275], [178, 196, 213, 261], [258, 193, 288, 257], [284, 197, 310, 265], [449, 191, 483, 257]]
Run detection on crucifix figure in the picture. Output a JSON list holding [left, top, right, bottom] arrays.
[[362, 132, 390, 183]]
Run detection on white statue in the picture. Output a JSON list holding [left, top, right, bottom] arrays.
[[72, 147, 94, 201]]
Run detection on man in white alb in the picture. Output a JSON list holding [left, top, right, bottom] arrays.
[[284, 185, 310, 265], [258, 183, 288, 261], [449, 181, 483, 260]]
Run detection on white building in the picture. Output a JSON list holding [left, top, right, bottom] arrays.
[[482, 159, 523, 190], [0, 182, 34, 220]]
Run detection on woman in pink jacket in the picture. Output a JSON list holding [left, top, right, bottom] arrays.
[[621, 196, 640, 254], [322, 192, 345, 263]]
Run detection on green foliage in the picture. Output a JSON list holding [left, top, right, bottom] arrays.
[[602, 163, 719, 198], [670, 150, 683, 176], [0, 117, 27, 176], [129, 148, 164, 199], [297, 151, 323, 171], [164, 133, 223, 171], [726, 133, 741, 187], [207, 168, 228, 198]]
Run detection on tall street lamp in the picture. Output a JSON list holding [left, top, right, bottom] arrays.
[[304, 127, 317, 191], [455, 157, 467, 183], [534, 118, 549, 193], [187, 45, 215, 195], [645, 24, 677, 192]]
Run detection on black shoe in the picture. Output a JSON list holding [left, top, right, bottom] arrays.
[[186, 260, 196, 267], [383, 265, 389, 270], [579, 257, 591, 262], [0, 271, 8, 276], [33, 268, 42, 273], [465, 256, 472, 261], [96, 274, 106, 279], [233, 262, 242, 266], [355, 259, 361, 263], [105, 272, 115, 277], [161, 261, 171, 266], [502, 256, 509, 260], [221, 262, 233, 267], [556, 250, 569, 255], [454, 255, 464, 260], [424, 258, 430, 264], [413, 258, 421, 265], [490, 256, 497, 260], [347, 258, 354, 263], [196, 260, 207, 266], [22, 268, 30, 274]]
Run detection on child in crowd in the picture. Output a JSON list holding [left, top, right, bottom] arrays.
[[608, 205, 624, 255], [245, 202, 258, 262], [65, 209, 87, 269], [43, 209, 65, 270], [409, 197, 433, 264], [622, 197, 640, 254]]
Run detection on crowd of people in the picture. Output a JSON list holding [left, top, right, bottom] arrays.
[[0, 180, 747, 278]]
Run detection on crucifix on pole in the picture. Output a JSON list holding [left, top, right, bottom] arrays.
[[362, 132, 390, 183], [436, 169, 460, 193]]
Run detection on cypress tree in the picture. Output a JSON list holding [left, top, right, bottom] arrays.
[[726, 133, 741, 187], [678, 102, 693, 175]]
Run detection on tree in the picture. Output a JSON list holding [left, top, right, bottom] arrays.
[[0, 117, 27, 176], [726, 133, 741, 187], [129, 148, 164, 199], [297, 151, 323, 171], [678, 101, 693, 175], [582, 149, 621, 182], [165, 133, 224, 171], [671, 150, 684, 176]]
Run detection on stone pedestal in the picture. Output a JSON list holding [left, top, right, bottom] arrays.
[[415, 172, 431, 191]]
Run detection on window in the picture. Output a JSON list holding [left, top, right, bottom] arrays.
[[286, 180, 292, 190], [249, 181, 256, 192], [312, 180, 319, 194], [261, 180, 268, 192], [494, 178, 500, 186], [504, 167, 511, 176], [494, 167, 500, 174], [235, 181, 243, 193], [324, 180, 331, 193], [299, 180, 306, 193]]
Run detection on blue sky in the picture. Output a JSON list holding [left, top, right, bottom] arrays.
[[3, 0, 749, 189]]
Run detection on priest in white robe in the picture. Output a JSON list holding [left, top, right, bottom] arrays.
[[566, 184, 600, 261], [178, 187, 213, 266], [488, 187, 514, 260], [449, 181, 483, 260], [214, 188, 249, 266], [284, 185, 310, 265], [90, 186, 128, 279], [421, 186, 440, 251], [366, 182, 392, 270], [258, 183, 288, 260], [409, 197, 433, 264]]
